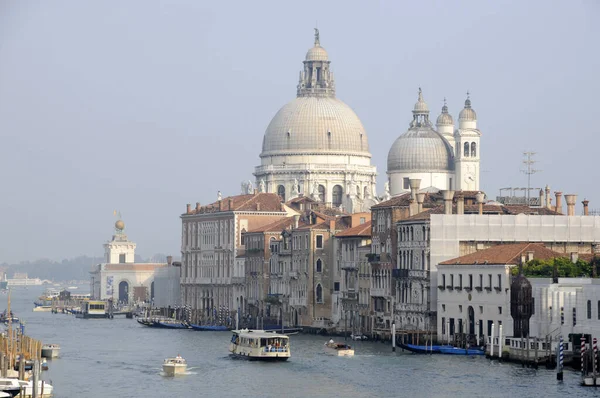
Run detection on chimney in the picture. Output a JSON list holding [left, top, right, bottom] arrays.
[[441, 190, 455, 215], [329, 219, 336, 232], [228, 198, 233, 210], [583, 199, 590, 216], [416, 193, 425, 214], [564, 194, 577, 216], [538, 189, 544, 208], [520, 253, 527, 264], [545, 185, 551, 209], [195, 202, 201, 211], [409, 198, 416, 217], [167, 255, 173, 265], [570, 252, 579, 263], [186, 203, 191, 214], [527, 251, 534, 262], [476, 192, 485, 215], [256, 202, 261, 211], [409, 179, 421, 201], [254, 189, 258, 195], [293, 214, 300, 229], [218, 200, 223, 211], [555, 191, 563, 214], [456, 193, 465, 215]]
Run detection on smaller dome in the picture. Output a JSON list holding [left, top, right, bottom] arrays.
[[387, 127, 454, 173], [305, 45, 328, 61], [115, 220, 125, 231], [436, 101, 453, 126], [459, 96, 477, 121]]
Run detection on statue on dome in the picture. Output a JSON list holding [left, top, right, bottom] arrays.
[[246, 180, 254, 194], [291, 179, 300, 197], [217, 191, 222, 201], [314, 28, 320, 46], [259, 179, 266, 193]]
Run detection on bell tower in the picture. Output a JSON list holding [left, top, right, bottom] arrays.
[[454, 92, 481, 191]]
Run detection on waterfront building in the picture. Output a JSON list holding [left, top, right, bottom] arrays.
[[334, 221, 372, 334], [180, 192, 297, 323], [242, 216, 297, 324], [387, 90, 482, 196], [393, 190, 560, 336], [253, 29, 378, 212], [153, 257, 182, 309], [436, 243, 562, 342], [90, 219, 166, 303], [430, 210, 600, 340]]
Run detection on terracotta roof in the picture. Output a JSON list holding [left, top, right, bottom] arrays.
[[372, 190, 484, 209], [245, 217, 305, 233], [104, 263, 166, 271], [295, 216, 352, 231], [336, 221, 372, 237], [184, 193, 284, 215], [439, 243, 564, 266]]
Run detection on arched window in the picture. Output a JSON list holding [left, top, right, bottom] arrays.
[[364, 186, 368, 199], [356, 185, 361, 198], [471, 142, 477, 157], [318, 185, 326, 202], [464, 142, 470, 157], [332, 185, 343, 207], [277, 185, 285, 201], [316, 258, 322, 273], [316, 284, 323, 304]]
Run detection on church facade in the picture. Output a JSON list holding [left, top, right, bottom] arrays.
[[387, 89, 482, 197], [253, 29, 378, 212]]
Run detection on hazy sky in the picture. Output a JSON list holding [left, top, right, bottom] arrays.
[[1, 1, 598, 263]]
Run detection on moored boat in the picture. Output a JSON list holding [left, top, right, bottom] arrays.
[[190, 324, 229, 331], [438, 346, 485, 356], [41, 344, 60, 359], [324, 340, 354, 357], [162, 356, 187, 376], [229, 329, 290, 361], [398, 342, 451, 354], [0, 378, 53, 397]]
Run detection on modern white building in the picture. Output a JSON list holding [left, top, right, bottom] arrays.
[[254, 29, 377, 210], [387, 90, 481, 196], [90, 219, 166, 303], [429, 214, 600, 334]]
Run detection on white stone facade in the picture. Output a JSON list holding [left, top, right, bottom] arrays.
[[436, 263, 513, 341], [153, 265, 181, 308]]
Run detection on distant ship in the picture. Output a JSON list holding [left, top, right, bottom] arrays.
[[7, 273, 42, 287]]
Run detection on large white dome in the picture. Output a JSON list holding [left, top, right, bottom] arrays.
[[260, 96, 371, 157]]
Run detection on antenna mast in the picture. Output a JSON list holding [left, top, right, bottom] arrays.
[[521, 152, 541, 205]]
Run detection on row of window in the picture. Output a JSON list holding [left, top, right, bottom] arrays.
[[440, 273, 503, 291], [277, 184, 344, 206]]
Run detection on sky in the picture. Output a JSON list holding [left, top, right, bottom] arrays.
[[0, 0, 599, 263]]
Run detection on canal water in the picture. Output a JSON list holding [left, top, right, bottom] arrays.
[[7, 286, 598, 397]]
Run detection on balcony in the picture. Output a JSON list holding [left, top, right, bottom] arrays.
[[396, 303, 430, 314], [288, 271, 298, 279], [341, 261, 359, 271], [392, 269, 430, 280], [370, 288, 388, 297], [289, 297, 307, 307], [231, 276, 245, 285]]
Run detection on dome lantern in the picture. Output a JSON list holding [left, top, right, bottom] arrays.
[[297, 29, 335, 98], [436, 97, 454, 126], [410, 88, 431, 128], [459, 91, 477, 122]]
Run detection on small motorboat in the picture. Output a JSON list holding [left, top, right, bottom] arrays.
[[350, 334, 368, 341], [0, 378, 53, 397], [162, 356, 187, 376], [41, 344, 60, 359], [324, 340, 354, 357]]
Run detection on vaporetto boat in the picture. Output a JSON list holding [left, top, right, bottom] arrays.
[[229, 329, 290, 361]]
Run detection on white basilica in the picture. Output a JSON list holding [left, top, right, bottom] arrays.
[[253, 29, 378, 211], [387, 89, 482, 196]]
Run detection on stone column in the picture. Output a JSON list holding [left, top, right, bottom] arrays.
[[442, 190, 455, 215], [555, 192, 563, 214]]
